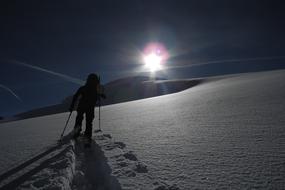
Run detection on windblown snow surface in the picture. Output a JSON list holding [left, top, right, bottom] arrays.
[[0, 70, 285, 189]]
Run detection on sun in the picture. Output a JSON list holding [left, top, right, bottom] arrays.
[[142, 42, 169, 73], [143, 53, 163, 72]]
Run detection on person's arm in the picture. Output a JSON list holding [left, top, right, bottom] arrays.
[[69, 87, 83, 111]]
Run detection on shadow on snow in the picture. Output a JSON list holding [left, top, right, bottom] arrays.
[[73, 139, 122, 190]]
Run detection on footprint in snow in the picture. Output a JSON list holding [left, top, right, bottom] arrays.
[[112, 155, 125, 162], [95, 135, 106, 140], [134, 162, 148, 173], [114, 142, 126, 149], [32, 178, 51, 188], [104, 144, 118, 151], [123, 151, 138, 161], [154, 184, 180, 190], [117, 161, 128, 167], [103, 134, 112, 139], [125, 169, 136, 177]]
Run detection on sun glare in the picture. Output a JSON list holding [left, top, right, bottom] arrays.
[[142, 42, 169, 73], [144, 53, 162, 72]]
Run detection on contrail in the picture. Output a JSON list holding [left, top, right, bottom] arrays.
[[10, 60, 84, 85], [165, 55, 285, 70], [0, 84, 22, 101]]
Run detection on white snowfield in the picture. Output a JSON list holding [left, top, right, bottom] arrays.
[[0, 70, 285, 189]]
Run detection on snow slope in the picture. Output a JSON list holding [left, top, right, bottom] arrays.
[[0, 70, 285, 189], [13, 76, 204, 120]]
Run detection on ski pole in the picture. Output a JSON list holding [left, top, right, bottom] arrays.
[[94, 75, 103, 133], [99, 96, 101, 131], [98, 75, 101, 131], [59, 111, 72, 140]]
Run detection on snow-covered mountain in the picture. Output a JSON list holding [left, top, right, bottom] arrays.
[[14, 76, 204, 120], [0, 70, 284, 189]]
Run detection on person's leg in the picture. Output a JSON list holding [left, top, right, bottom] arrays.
[[73, 110, 84, 138], [84, 107, 95, 139]]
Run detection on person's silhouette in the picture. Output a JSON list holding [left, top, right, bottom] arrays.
[[69, 73, 106, 143]]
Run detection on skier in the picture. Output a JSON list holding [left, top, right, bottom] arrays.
[[69, 73, 106, 146]]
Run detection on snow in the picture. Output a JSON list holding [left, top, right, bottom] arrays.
[[1, 70, 285, 189]]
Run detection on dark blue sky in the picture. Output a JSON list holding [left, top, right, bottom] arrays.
[[1, 0, 285, 116]]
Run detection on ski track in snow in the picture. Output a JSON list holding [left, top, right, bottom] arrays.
[[0, 131, 177, 190], [0, 134, 75, 190]]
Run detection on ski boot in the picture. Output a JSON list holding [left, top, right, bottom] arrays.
[[72, 125, 81, 139], [84, 136, 92, 148]]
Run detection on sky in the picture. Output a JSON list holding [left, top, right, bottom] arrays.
[[0, 0, 285, 116]]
